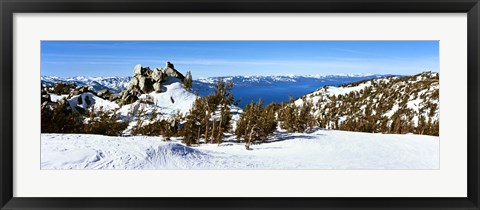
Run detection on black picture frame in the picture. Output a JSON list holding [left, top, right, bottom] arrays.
[[1, 0, 479, 209]]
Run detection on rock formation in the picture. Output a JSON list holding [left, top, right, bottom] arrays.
[[118, 61, 186, 105]]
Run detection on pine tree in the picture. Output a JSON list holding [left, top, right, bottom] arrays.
[[181, 97, 205, 145], [297, 99, 315, 132], [184, 71, 193, 91], [211, 80, 234, 144], [259, 103, 277, 142], [236, 99, 277, 150], [180, 79, 236, 145]]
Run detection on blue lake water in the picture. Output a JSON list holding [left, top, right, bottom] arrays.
[[193, 75, 384, 107]]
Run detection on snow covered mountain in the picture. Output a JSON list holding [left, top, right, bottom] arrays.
[[196, 73, 380, 86], [294, 71, 439, 135], [41, 76, 131, 93]]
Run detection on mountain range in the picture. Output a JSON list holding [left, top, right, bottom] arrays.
[[42, 74, 393, 107]]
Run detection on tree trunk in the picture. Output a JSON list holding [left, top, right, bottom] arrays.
[[204, 110, 209, 143], [197, 126, 201, 144], [211, 120, 216, 144], [217, 116, 223, 145], [246, 124, 257, 150], [244, 116, 251, 143]]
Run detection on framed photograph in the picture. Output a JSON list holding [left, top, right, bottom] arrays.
[[1, 0, 479, 209]]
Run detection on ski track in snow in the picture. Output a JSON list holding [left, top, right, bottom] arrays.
[[41, 129, 439, 170]]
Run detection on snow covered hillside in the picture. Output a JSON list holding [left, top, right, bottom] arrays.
[[294, 71, 439, 135], [41, 129, 439, 169], [43, 77, 198, 124]]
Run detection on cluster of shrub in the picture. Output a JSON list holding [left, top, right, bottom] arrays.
[[41, 104, 129, 136], [41, 82, 127, 136]]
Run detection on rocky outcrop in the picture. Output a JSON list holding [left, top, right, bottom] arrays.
[[69, 86, 93, 98], [97, 89, 111, 99], [118, 62, 185, 105]]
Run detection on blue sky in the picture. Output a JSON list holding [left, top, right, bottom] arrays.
[[41, 41, 439, 78]]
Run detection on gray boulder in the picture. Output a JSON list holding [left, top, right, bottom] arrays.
[[122, 94, 138, 105], [97, 89, 111, 98], [133, 64, 143, 75], [153, 82, 162, 93], [138, 77, 154, 93], [109, 93, 121, 101], [128, 76, 139, 89], [152, 68, 164, 81]]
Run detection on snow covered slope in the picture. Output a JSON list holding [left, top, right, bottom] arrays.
[[68, 92, 119, 112], [117, 77, 198, 119], [41, 129, 439, 169], [294, 71, 439, 135]]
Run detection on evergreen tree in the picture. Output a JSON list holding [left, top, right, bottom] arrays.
[[181, 97, 205, 145], [297, 99, 315, 132], [236, 99, 277, 150], [258, 103, 278, 142], [209, 80, 234, 144], [184, 71, 193, 91], [181, 79, 236, 145]]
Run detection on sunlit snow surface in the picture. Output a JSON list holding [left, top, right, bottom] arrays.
[[41, 129, 439, 170]]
